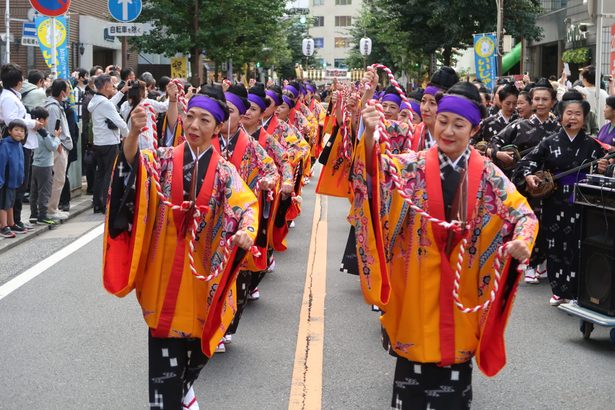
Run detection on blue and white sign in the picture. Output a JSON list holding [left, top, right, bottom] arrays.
[[473, 33, 497, 92], [22, 22, 39, 46], [108, 0, 142, 23]]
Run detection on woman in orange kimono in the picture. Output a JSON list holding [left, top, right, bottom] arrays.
[[103, 86, 258, 410], [350, 82, 537, 409]]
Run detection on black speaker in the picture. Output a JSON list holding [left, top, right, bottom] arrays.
[[578, 206, 615, 316]]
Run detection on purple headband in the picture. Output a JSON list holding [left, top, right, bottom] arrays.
[[225, 92, 248, 115], [266, 90, 282, 106], [282, 95, 294, 108], [187, 95, 226, 123], [284, 85, 299, 98], [305, 84, 316, 93], [437, 95, 482, 127], [248, 93, 268, 111], [424, 85, 441, 96], [409, 101, 421, 116], [381, 93, 402, 107]]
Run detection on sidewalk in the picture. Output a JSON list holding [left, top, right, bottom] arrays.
[[0, 192, 94, 256]]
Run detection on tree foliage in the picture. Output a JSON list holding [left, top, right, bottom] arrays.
[[133, 0, 290, 84], [350, 0, 543, 69]]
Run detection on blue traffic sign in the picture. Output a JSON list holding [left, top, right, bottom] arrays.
[[108, 0, 142, 23]]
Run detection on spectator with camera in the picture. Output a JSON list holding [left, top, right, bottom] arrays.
[[44, 79, 73, 221], [88, 74, 129, 214]]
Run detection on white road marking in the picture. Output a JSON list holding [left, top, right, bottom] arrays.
[[0, 224, 104, 301]]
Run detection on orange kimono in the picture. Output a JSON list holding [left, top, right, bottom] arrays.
[[349, 138, 538, 376], [103, 143, 258, 357]]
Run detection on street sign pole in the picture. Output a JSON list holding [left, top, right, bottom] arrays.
[[50, 16, 57, 79], [122, 36, 128, 69], [4, 0, 9, 63]]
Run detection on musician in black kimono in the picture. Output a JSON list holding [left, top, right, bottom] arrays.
[[515, 90, 610, 305]]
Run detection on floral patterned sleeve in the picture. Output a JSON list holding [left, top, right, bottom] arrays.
[[266, 135, 293, 185], [218, 161, 259, 242], [482, 161, 538, 246], [253, 141, 279, 184]]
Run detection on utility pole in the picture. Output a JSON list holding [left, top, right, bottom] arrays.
[[4, 0, 10, 63], [595, 0, 604, 127], [496, 0, 504, 77]]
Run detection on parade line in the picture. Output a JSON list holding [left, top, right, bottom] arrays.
[[289, 194, 328, 410], [0, 224, 105, 301]]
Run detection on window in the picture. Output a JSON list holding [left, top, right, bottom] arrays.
[[334, 59, 348, 69], [334, 37, 351, 48], [335, 16, 352, 27], [335, 0, 351, 4], [313, 16, 325, 27], [313, 0, 325, 5], [314, 37, 324, 49]]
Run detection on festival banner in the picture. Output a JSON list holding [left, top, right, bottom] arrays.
[[35, 15, 69, 79], [473, 33, 497, 91], [171, 56, 188, 79]]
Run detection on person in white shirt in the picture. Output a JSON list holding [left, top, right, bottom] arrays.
[[575, 65, 608, 130], [0, 64, 44, 231], [88, 74, 130, 213]]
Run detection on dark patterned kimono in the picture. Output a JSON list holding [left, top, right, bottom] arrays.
[[471, 110, 518, 146], [515, 130, 606, 299], [490, 113, 561, 177]]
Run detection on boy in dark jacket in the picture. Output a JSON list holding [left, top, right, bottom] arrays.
[[0, 120, 27, 237]]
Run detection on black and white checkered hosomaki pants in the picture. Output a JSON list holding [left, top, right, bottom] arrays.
[[148, 333, 209, 410], [391, 357, 473, 410]]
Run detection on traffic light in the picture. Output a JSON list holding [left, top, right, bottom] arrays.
[[256, 62, 261, 68]]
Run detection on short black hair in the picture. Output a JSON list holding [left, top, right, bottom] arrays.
[[158, 76, 171, 92], [558, 89, 590, 118], [606, 95, 615, 110], [120, 67, 134, 81], [77, 68, 88, 79], [497, 84, 520, 101], [428, 66, 459, 92], [197, 84, 230, 123], [89, 66, 103, 76], [1, 64, 24, 89], [7, 119, 28, 133], [529, 78, 557, 101], [27, 70, 45, 86], [580, 66, 596, 85], [30, 106, 49, 120], [50, 79, 68, 97], [518, 91, 531, 104]]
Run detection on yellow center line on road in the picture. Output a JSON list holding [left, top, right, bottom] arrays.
[[289, 194, 328, 410]]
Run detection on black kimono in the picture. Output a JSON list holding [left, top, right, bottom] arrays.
[[515, 130, 606, 299], [472, 110, 518, 146]]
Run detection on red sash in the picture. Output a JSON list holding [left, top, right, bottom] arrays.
[[212, 131, 250, 171], [152, 143, 220, 338], [424, 146, 484, 366], [411, 123, 426, 151], [266, 115, 279, 135], [257, 128, 268, 149]]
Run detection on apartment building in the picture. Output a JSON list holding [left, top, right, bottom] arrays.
[[308, 0, 362, 68]]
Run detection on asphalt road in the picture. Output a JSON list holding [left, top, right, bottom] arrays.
[[0, 176, 614, 409]]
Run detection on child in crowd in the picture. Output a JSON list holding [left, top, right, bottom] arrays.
[[0, 120, 27, 238], [29, 106, 61, 226]]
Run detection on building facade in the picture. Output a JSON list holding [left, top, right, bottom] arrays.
[[526, 0, 615, 82], [1, 0, 139, 75], [308, 0, 362, 68]]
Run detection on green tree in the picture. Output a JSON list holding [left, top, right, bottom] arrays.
[[133, 0, 288, 84], [364, 0, 543, 67]]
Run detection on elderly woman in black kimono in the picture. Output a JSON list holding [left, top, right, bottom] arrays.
[[515, 90, 610, 306]]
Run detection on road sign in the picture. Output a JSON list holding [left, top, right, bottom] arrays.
[[22, 22, 39, 46], [107, 23, 145, 36], [108, 0, 142, 23], [29, 0, 71, 17]]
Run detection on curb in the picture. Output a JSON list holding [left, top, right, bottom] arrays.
[[0, 195, 94, 256]]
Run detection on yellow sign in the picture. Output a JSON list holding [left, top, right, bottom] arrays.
[[171, 57, 188, 79], [36, 18, 66, 49], [474, 36, 495, 59]]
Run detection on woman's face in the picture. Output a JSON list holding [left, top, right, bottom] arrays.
[[276, 103, 290, 121], [263, 99, 277, 119], [434, 112, 478, 159], [184, 107, 221, 151], [241, 102, 263, 128], [561, 103, 585, 134], [516, 95, 532, 119], [381, 101, 401, 121], [221, 102, 241, 136], [604, 104, 614, 121], [532, 89, 554, 118], [420, 94, 438, 127], [500, 94, 518, 118]]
